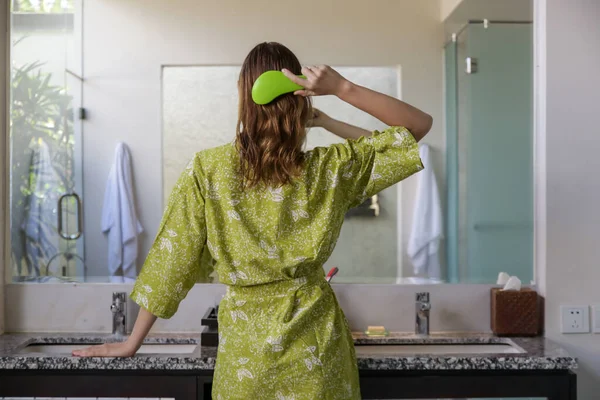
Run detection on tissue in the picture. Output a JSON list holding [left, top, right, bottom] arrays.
[[502, 276, 522, 291], [497, 272, 510, 285]]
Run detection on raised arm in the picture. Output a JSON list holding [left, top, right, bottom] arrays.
[[283, 66, 433, 141], [309, 108, 371, 140]]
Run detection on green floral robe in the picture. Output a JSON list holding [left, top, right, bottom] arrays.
[[130, 126, 423, 399]]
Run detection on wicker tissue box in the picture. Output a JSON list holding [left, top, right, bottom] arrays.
[[491, 287, 541, 336]]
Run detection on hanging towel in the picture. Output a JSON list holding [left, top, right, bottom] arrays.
[[21, 138, 61, 276], [101, 142, 143, 283], [407, 144, 443, 279]]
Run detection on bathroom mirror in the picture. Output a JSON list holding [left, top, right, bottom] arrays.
[[6, 0, 534, 285]]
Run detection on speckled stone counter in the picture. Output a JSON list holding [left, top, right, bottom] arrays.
[[352, 332, 577, 371], [0, 332, 577, 371]]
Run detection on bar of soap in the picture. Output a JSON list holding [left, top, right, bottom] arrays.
[[365, 326, 389, 337], [367, 326, 386, 332]]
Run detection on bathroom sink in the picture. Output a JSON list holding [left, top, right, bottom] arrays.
[[397, 277, 444, 284], [18, 343, 198, 355], [354, 342, 524, 355]]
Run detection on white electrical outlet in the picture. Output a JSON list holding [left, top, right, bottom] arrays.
[[592, 305, 600, 334], [560, 305, 590, 333]]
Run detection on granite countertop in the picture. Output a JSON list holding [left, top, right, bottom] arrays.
[[0, 332, 577, 371]]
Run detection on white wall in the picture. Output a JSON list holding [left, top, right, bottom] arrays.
[[81, 0, 444, 280], [544, 0, 600, 398], [5, 282, 497, 333], [440, 0, 463, 21]]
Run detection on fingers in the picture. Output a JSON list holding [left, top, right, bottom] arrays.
[[301, 66, 317, 81], [72, 344, 107, 357], [72, 347, 91, 357], [73, 343, 136, 358], [282, 68, 307, 87], [287, 65, 335, 97], [309, 65, 329, 78], [293, 90, 314, 97], [317, 65, 332, 74]]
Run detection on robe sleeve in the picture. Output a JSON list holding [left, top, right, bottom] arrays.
[[130, 154, 207, 319], [331, 126, 424, 210]]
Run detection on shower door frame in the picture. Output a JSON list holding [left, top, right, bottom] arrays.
[[3, 0, 86, 282]]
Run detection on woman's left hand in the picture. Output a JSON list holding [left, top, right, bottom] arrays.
[[308, 108, 332, 128]]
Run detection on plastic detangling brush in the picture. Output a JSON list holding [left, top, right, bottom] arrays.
[[251, 70, 306, 105]]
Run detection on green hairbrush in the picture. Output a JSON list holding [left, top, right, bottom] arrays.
[[251, 71, 306, 105]]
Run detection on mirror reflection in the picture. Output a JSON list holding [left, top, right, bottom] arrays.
[[7, 0, 533, 284]]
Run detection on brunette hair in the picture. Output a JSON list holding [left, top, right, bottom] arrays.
[[235, 42, 312, 189]]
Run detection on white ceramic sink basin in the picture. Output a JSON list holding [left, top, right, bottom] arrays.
[[18, 343, 197, 355], [354, 343, 523, 355]]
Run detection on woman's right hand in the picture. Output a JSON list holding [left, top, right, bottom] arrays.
[[72, 307, 157, 358], [72, 341, 137, 357], [285, 64, 432, 140], [285, 65, 432, 140], [282, 66, 350, 98]]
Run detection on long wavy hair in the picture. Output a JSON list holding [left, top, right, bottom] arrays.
[[235, 42, 312, 190]]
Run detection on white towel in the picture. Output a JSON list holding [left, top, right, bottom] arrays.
[[101, 143, 143, 283], [21, 139, 61, 276], [407, 144, 443, 279]]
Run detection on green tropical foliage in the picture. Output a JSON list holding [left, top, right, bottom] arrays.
[[10, 59, 75, 277], [12, 0, 75, 13]]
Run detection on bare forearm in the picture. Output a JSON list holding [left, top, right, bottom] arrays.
[[126, 307, 157, 352], [72, 306, 157, 357], [321, 118, 371, 140], [337, 81, 432, 141]]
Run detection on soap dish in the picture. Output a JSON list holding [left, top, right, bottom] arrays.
[[365, 326, 389, 337]]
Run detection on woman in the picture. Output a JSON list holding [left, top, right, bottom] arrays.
[[74, 42, 432, 399]]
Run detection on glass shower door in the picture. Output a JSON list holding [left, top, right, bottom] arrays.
[[457, 23, 534, 283], [9, 0, 85, 282]]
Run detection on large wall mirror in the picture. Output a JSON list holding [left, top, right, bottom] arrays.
[[6, 0, 534, 285]]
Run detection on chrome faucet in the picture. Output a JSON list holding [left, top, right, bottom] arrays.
[[110, 292, 127, 336], [415, 292, 431, 335]]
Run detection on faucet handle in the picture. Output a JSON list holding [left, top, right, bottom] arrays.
[[416, 292, 430, 302], [113, 291, 126, 301], [111, 292, 126, 312]]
